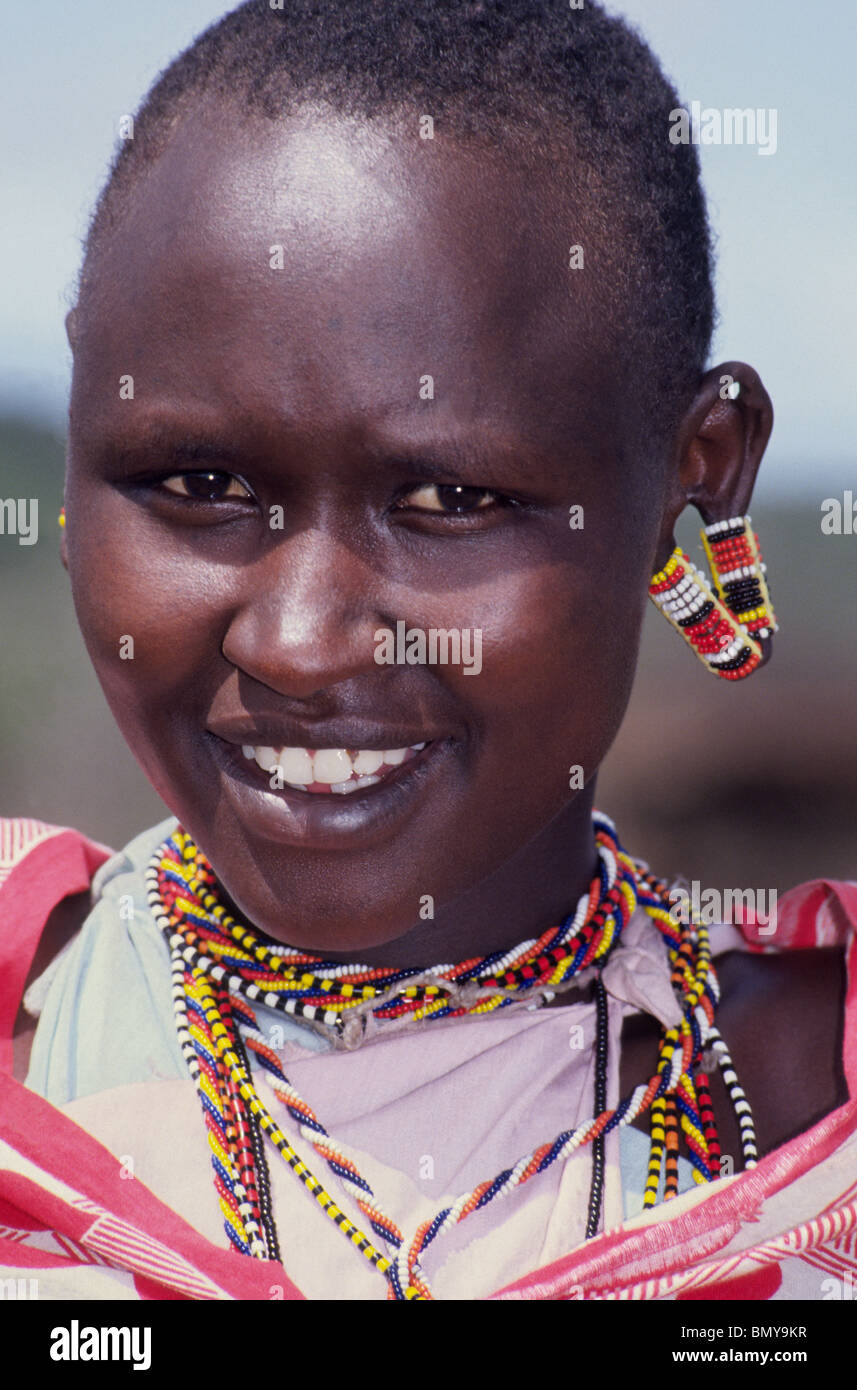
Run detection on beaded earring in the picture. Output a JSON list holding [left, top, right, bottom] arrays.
[[649, 516, 777, 680], [58, 506, 66, 528]]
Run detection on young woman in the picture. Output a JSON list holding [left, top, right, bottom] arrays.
[[2, 1, 855, 1302]]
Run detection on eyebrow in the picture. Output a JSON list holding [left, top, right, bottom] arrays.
[[363, 420, 569, 475], [94, 416, 571, 490], [94, 425, 245, 472], [101, 434, 497, 481], [366, 448, 502, 486], [165, 438, 244, 466], [365, 438, 573, 492]]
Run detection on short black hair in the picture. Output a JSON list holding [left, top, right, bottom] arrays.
[[78, 0, 715, 433]]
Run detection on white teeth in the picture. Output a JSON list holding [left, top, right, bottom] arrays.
[[313, 748, 354, 783], [328, 773, 384, 795], [352, 749, 383, 775], [277, 747, 314, 785], [243, 742, 429, 789]]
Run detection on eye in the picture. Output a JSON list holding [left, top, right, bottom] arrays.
[[398, 483, 500, 514], [160, 471, 252, 502]]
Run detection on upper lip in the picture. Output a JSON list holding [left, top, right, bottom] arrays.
[[206, 718, 440, 750]]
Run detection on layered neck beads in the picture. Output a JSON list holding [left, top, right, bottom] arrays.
[[146, 813, 756, 1300]]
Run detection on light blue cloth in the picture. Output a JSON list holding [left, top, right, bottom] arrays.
[[25, 816, 329, 1105], [25, 816, 694, 1217]]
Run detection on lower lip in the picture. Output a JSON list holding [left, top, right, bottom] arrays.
[[206, 734, 450, 851]]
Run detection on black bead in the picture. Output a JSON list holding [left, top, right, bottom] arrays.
[[585, 972, 609, 1240]]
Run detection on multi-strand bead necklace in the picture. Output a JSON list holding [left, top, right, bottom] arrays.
[[146, 814, 756, 1299]]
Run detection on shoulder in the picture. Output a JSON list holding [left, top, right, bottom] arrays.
[[714, 945, 849, 1156], [0, 817, 114, 970], [0, 817, 76, 879], [0, 814, 177, 914], [13, 888, 93, 1083], [717, 874, 857, 1153], [0, 816, 113, 900], [621, 875, 857, 1162], [1, 817, 116, 1083]]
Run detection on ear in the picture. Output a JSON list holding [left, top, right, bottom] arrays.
[[653, 361, 774, 572]]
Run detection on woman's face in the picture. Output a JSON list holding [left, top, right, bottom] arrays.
[[64, 105, 668, 954]]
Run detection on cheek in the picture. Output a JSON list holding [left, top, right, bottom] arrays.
[[66, 514, 223, 721], [426, 556, 646, 806]]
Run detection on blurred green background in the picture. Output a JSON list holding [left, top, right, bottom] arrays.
[[1, 413, 855, 894]]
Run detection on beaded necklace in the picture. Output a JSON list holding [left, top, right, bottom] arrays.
[[146, 813, 756, 1300]]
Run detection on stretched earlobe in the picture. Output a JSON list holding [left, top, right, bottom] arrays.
[[648, 364, 777, 679]]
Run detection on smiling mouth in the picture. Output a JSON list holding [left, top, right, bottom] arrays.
[[240, 743, 428, 795]]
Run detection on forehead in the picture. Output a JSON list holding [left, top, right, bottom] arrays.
[[73, 103, 631, 456]]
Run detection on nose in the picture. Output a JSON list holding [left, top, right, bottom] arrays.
[[221, 526, 386, 699]]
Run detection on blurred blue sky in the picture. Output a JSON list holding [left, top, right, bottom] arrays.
[[2, 0, 855, 496]]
